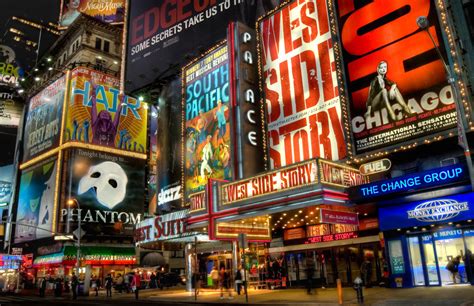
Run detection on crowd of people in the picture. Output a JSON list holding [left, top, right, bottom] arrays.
[[36, 271, 143, 300]]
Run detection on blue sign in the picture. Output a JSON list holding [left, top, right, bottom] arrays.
[[356, 165, 467, 199], [378, 192, 474, 231]]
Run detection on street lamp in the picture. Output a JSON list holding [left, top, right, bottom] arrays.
[[417, 16, 474, 191], [67, 199, 82, 275]]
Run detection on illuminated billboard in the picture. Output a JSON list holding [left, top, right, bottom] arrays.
[[336, 0, 455, 154], [0, 90, 22, 127], [259, 0, 347, 169], [59, 148, 145, 237], [15, 159, 57, 243], [23, 75, 66, 162], [65, 67, 147, 153], [183, 44, 232, 196], [59, 0, 125, 28]]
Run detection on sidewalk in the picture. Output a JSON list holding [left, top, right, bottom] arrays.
[[91, 286, 474, 305], [17, 285, 474, 305]]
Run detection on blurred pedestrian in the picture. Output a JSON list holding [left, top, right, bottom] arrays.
[[219, 266, 232, 300], [210, 266, 219, 289], [105, 274, 113, 297], [131, 271, 141, 300], [38, 277, 46, 297], [71, 272, 78, 300]]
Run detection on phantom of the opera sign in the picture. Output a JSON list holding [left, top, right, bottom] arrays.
[[336, 0, 456, 153], [259, 0, 346, 169], [59, 148, 145, 237]]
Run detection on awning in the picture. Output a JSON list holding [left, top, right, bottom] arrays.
[[34, 246, 136, 267], [141, 252, 165, 267]]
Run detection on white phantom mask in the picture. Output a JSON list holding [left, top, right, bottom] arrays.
[[78, 161, 128, 209]]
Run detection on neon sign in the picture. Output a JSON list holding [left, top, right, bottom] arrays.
[[357, 165, 466, 199], [305, 231, 358, 244]]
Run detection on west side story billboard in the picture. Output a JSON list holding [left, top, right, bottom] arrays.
[[259, 0, 347, 169], [183, 44, 232, 197], [336, 0, 456, 154]]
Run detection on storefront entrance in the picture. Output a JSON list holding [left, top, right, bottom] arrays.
[[285, 242, 382, 287], [407, 228, 474, 286]]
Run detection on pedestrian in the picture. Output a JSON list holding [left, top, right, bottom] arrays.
[[54, 277, 63, 297], [116, 273, 124, 293], [105, 273, 113, 297], [150, 272, 157, 289], [194, 271, 202, 296], [124, 273, 130, 293], [38, 277, 46, 297], [306, 265, 315, 295], [360, 257, 372, 288], [91, 275, 100, 297], [235, 267, 243, 295], [131, 271, 141, 300], [219, 266, 232, 300], [71, 272, 78, 300], [210, 266, 219, 289], [446, 256, 461, 284]]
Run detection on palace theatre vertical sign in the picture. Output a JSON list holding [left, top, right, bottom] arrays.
[[259, 0, 346, 169]]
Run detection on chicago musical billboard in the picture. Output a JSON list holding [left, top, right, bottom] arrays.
[[59, 148, 145, 237], [59, 0, 125, 28], [65, 67, 148, 153], [259, 0, 346, 169], [14, 159, 58, 243], [336, 0, 456, 154], [183, 44, 232, 196], [23, 75, 66, 162]]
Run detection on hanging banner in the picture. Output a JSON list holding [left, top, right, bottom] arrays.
[[259, 0, 346, 169], [183, 44, 232, 197], [59, 0, 125, 28], [14, 159, 57, 243], [0, 91, 22, 127], [23, 75, 66, 162], [65, 67, 148, 153], [336, 0, 455, 154], [0, 165, 14, 207]]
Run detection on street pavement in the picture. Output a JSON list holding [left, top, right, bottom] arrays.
[[4, 285, 474, 305]]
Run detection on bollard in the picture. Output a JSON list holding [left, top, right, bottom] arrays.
[[353, 277, 364, 304], [336, 278, 343, 305]]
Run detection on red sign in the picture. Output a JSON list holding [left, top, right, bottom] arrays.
[[134, 210, 187, 244], [189, 192, 206, 213], [305, 231, 358, 244], [259, 0, 346, 169], [359, 218, 379, 231], [319, 160, 368, 187], [222, 160, 318, 204], [284, 227, 306, 240], [306, 224, 331, 237], [320, 209, 359, 225]]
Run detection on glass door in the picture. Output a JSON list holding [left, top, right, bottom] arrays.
[[407, 236, 425, 286], [435, 236, 468, 285], [421, 235, 440, 285]]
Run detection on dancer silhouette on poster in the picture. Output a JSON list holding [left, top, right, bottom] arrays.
[[365, 61, 413, 121]]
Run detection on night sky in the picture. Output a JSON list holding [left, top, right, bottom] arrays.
[[0, 0, 60, 34]]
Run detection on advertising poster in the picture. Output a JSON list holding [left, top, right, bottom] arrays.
[[147, 105, 158, 215], [23, 76, 66, 162], [259, 0, 346, 169], [0, 165, 13, 207], [59, 0, 125, 28], [0, 90, 22, 127], [65, 67, 148, 153], [59, 148, 145, 237], [336, 0, 455, 154], [0, 45, 24, 87], [125, 0, 281, 92], [14, 159, 57, 243], [156, 77, 183, 215], [183, 44, 232, 196]]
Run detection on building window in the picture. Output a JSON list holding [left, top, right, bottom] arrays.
[[95, 37, 102, 50], [103, 40, 110, 53]]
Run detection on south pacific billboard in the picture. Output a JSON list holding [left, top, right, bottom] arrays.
[[14, 159, 57, 243], [23, 75, 66, 162], [65, 67, 148, 153], [259, 0, 347, 169], [183, 44, 232, 196], [59, 0, 125, 28], [59, 148, 145, 237], [336, 0, 455, 154]]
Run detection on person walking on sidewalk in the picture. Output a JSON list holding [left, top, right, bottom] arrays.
[[210, 266, 219, 289], [38, 277, 47, 297], [71, 273, 78, 300], [131, 271, 141, 300], [235, 267, 243, 295], [105, 274, 113, 297], [219, 266, 233, 300]]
